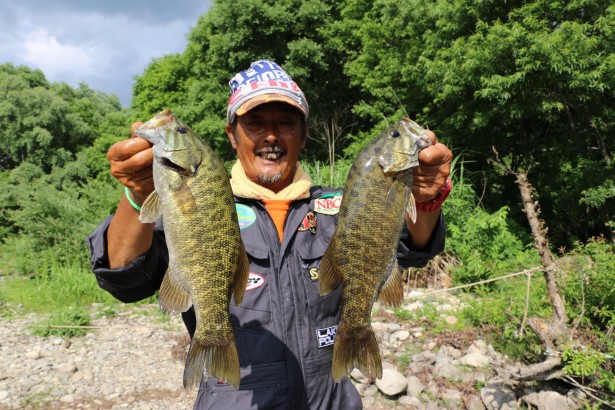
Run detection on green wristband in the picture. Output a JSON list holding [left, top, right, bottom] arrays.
[[124, 186, 142, 211]]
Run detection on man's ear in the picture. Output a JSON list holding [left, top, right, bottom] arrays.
[[225, 124, 237, 149]]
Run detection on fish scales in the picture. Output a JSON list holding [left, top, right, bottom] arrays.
[[319, 118, 430, 382], [135, 110, 249, 389]]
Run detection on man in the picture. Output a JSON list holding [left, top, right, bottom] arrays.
[[87, 60, 452, 409]]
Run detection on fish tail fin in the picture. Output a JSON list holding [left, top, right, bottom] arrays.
[[331, 324, 382, 382], [232, 242, 250, 305], [183, 336, 241, 389], [158, 268, 191, 313], [319, 238, 341, 295], [377, 259, 404, 307]]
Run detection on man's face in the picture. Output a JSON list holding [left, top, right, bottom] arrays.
[[226, 102, 306, 192]]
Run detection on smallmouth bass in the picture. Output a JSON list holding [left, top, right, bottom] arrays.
[[319, 118, 431, 382], [135, 110, 249, 388]]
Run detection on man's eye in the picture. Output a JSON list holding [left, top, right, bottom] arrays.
[[279, 118, 296, 126]]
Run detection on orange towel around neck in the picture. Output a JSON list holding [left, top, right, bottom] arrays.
[[263, 199, 292, 243]]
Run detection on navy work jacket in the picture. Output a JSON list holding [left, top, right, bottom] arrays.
[[86, 186, 446, 409]]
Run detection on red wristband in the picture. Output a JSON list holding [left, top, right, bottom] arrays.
[[416, 178, 452, 213]]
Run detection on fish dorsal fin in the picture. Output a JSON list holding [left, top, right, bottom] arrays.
[[319, 238, 342, 295], [158, 267, 191, 314], [139, 191, 162, 223], [377, 255, 404, 307]]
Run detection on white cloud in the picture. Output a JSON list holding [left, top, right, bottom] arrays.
[[0, 1, 212, 106], [19, 27, 96, 79]]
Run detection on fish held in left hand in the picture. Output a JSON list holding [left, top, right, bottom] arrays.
[[134, 110, 249, 389], [319, 118, 431, 382]]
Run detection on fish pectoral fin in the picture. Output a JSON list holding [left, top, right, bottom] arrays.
[[158, 268, 191, 314], [231, 242, 250, 305], [406, 193, 417, 224], [139, 191, 163, 223], [176, 180, 198, 215], [377, 255, 404, 307], [319, 239, 342, 295]]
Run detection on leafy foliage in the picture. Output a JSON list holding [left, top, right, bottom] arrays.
[[0, 63, 124, 172], [443, 159, 538, 284], [561, 238, 615, 329], [566, 346, 606, 375], [336, 0, 615, 248]]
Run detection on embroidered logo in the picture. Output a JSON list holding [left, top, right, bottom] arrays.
[[236, 204, 256, 230], [298, 211, 317, 234], [316, 325, 337, 348], [246, 272, 265, 291], [309, 268, 319, 282], [313, 193, 342, 215]]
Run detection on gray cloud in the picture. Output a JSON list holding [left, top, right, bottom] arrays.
[[0, 1, 212, 106]]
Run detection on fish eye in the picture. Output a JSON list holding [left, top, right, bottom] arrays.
[[390, 130, 400, 138], [177, 126, 187, 134]]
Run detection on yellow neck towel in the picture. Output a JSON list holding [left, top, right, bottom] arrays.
[[230, 160, 312, 201], [230, 160, 312, 242]]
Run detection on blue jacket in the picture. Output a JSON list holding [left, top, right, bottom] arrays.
[[86, 186, 446, 409]]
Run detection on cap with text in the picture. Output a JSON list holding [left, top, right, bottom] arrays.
[[227, 60, 309, 124]]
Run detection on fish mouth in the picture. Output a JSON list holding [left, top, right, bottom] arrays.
[[155, 148, 194, 176], [157, 157, 192, 176]]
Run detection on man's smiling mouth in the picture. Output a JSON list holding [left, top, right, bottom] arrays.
[[256, 146, 285, 160]]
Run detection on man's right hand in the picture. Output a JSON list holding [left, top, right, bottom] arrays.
[[107, 122, 155, 203], [106, 122, 156, 268]]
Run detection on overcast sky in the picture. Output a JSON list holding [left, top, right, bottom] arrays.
[[0, 1, 212, 106]]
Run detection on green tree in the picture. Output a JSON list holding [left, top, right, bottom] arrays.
[[0, 63, 124, 172], [132, 0, 360, 161], [338, 0, 615, 248]]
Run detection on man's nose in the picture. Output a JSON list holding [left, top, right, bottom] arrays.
[[262, 125, 279, 143]]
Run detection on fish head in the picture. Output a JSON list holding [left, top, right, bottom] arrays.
[[135, 110, 203, 176], [377, 118, 432, 176]]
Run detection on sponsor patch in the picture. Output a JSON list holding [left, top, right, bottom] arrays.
[[246, 272, 265, 291], [298, 211, 317, 234], [316, 325, 337, 348], [313, 193, 342, 215], [236, 204, 256, 230], [309, 268, 319, 282]]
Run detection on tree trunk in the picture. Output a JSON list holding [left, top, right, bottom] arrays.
[[511, 172, 572, 379]]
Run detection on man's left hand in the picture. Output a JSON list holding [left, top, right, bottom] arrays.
[[412, 130, 452, 202]]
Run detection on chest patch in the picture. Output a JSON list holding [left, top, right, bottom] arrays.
[[298, 211, 317, 234], [316, 325, 337, 348], [246, 272, 265, 291], [313, 193, 342, 215], [236, 204, 256, 230]]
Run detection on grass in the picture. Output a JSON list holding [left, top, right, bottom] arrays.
[[301, 159, 352, 188], [21, 390, 52, 409], [0, 263, 168, 338], [30, 307, 91, 338], [0, 261, 118, 315]]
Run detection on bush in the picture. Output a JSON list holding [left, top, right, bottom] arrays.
[[561, 237, 615, 330], [444, 169, 538, 286]]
